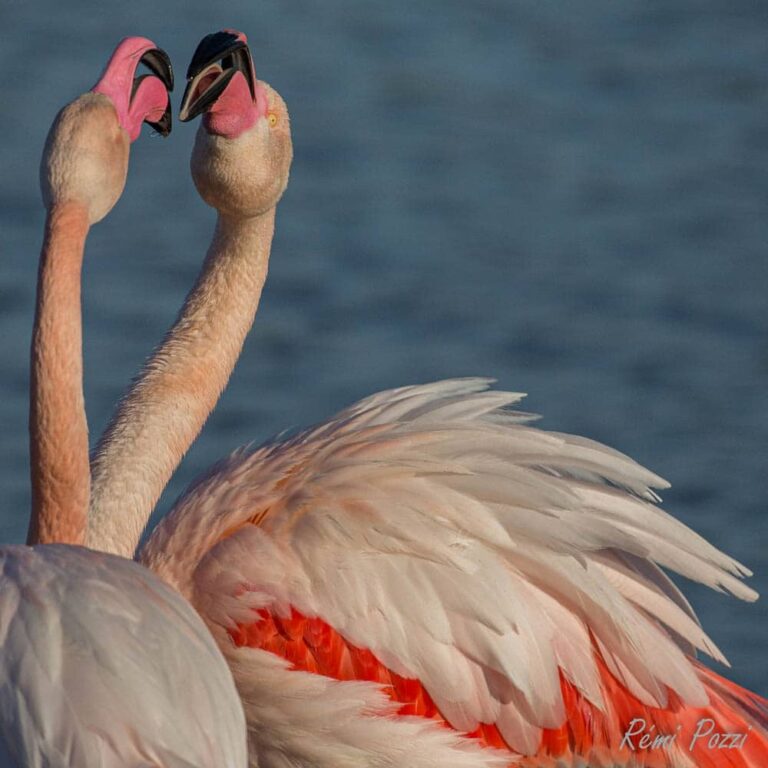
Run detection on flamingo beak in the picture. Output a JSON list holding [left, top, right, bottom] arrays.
[[134, 48, 174, 136], [179, 31, 255, 122], [92, 37, 175, 140]]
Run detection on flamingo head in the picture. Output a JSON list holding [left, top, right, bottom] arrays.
[[179, 30, 292, 218], [91, 36, 174, 141], [41, 37, 173, 223]]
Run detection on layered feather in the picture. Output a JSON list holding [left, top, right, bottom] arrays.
[[0, 544, 247, 768], [142, 378, 761, 764]]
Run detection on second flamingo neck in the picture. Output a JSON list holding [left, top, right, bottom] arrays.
[[87, 208, 276, 558]]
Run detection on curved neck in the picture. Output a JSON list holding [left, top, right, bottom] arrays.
[[87, 207, 276, 557], [27, 202, 91, 545]]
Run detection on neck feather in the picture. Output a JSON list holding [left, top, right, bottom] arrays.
[[87, 207, 276, 557], [27, 202, 91, 545]]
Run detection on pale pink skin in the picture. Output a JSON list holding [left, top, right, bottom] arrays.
[[92, 36, 169, 141], [203, 31, 268, 139]]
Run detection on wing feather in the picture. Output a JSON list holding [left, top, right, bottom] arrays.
[[143, 378, 757, 758]]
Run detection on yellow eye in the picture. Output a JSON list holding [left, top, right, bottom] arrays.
[[268, 112, 278, 127]]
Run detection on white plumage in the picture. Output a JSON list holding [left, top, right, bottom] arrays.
[[223, 648, 512, 768], [0, 544, 248, 768], [141, 378, 757, 763]]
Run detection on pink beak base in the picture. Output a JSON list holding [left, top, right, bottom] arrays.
[[203, 70, 265, 139], [181, 29, 267, 139], [92, 36, 170, 142]]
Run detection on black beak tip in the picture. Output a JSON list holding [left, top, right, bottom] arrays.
[[186, 31, 242, 79], [181, 29, 255, 121], [133, 47, 173, 136], [146, 104, 173, 137], [140, 48, 174, 92]]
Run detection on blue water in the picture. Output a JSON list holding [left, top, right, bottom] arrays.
[[1, 1, 766, 695]]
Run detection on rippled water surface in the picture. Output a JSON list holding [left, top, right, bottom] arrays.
[[1, 1, 766, 692]]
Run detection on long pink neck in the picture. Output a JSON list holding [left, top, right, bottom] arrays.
[[87, 207, 276, 557], [27, 202, 91, 545]]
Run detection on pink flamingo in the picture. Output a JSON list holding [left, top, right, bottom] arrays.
[[88, 31, 768, 768], [0, 38, 247, 767]]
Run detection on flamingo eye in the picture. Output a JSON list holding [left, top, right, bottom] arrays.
[[268, 112, 278, 127]]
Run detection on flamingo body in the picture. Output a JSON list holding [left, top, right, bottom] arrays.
[[141, 379, 768, 767], [0, 544, 247, 768]]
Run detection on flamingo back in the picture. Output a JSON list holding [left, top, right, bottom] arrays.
[[0, 544, 247, 768]]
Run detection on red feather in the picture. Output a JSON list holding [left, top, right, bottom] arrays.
[[231, 607, 768, 767]]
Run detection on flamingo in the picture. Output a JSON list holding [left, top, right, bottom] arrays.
[[0, 37, 247, 767], [87, 31, 768, 767]]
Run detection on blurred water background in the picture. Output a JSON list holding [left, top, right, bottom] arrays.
[[1, 1, 766, 693]]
